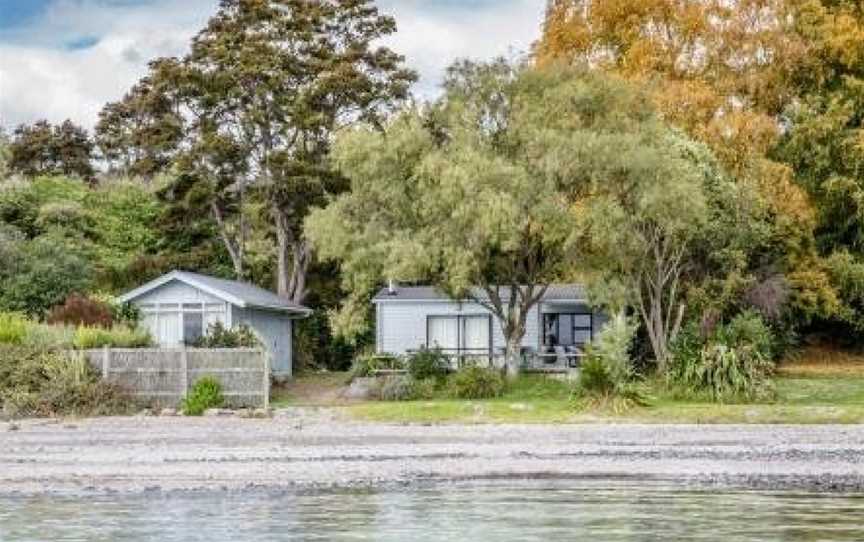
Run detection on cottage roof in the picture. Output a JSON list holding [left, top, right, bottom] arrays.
[[119, 271, 312, 315], [372, 284, 588, 303]]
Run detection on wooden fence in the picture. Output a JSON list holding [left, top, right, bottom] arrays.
[[79, 348, 269, 408]]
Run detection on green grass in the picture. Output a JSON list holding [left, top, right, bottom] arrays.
[[277, 357, 864, 424], [348, 372, 864, 425]]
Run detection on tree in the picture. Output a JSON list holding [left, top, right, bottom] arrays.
[[8, 120, 95, 180], [308, 61, 710, 375], [99, 0, 415, 302], [95, 65, 184, 179], [535, 0, 814, 243]]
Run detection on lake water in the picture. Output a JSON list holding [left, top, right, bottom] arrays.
[[1, 479, 862, 541]]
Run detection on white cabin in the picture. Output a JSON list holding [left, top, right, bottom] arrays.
[[119, 271, 311, 378]]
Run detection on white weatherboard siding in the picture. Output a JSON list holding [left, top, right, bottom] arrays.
[[129, 279, 295, 378], [375, 300, 608, 356], [232, 306, 293, 378], [375, 301, 540, 355], [136, 281, 224, 305]]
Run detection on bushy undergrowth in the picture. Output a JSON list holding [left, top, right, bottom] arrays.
[[375, 375, 439, 401], [73, 325, 152, 349], [192, 322, 259, 348], [0, 311, 151, 349], [351, 352, 403, 378], [182, 377, 224, 416], [447, 366, 505, 399], [406, 347, 450, 381], [668, 311, 776, 402], [0, 346, 132, 418], [572, 312, 645, 412]]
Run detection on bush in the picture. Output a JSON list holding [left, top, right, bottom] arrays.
[[192, 322, 259, 348], [447, 366, 505, 399], [376, 376, 440, 401], [668, 312, 776, 402], [573, 312, 645, 412], [0, 347, 132, 418], [182, 377, 224, 416], [350, 352, 403, 378], [47, 293, 114, 328], [407, 347, 450, 381], [73, 325, 152, 349], [0, 312, 28, 344]]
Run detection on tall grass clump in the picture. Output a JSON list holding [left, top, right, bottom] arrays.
[[572, 312, 646, 412], [448, 366, 505, 399], [0, 347, 132, 418], [668, 311, 776, 403], [73, 325, 152, 349], [182, 377, 224, 416], [0, 313, 28, 344]]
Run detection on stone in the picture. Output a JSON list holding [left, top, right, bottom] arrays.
[[160, 408, 178, 417], [252, 408, 272, 419], [204, 408, 234, 417], [7, 423, 19, 432], [136, 409, 154, 418]]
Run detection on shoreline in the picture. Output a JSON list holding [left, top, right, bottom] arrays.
[[3, 414, 864, 496]]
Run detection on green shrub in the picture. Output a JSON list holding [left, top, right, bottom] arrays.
[[0, 312, 28, 344], [668, 312, 777, 402], [573, 312, 645, 412], [192, 322, 259, 348], [73, 325, 152, 349], [718, 311, 775, 360], [182, 377, 224, 416], [22, 323, 75, 349], [407, 347, 450, 381], [447, 366, 505, 399], [351, 353, 403, 378], [378, 375, 418, 401], [375, 376, 440, 401], [0, 347, 132, 418]]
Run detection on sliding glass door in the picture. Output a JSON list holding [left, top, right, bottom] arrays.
[[427, 315, 491, 357]]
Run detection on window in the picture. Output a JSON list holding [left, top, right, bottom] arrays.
[[543, 312, 593, 347], [138, 302, 226, 347], [427, 315, 490, 355], [183, 312, 204, 345]]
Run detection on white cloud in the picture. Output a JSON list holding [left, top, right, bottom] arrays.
[[0, 0, 545, 130]]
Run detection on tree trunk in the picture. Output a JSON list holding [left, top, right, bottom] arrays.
[[504, 332, 524, 380], [210, 202, 244, 279], [273, 206, 311, 305]]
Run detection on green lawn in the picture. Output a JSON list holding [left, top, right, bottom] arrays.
[[280, 351, 864, 424]]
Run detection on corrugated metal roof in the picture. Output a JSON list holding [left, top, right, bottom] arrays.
[[373, 284, 588, 303], [119, 271, 311, 315]]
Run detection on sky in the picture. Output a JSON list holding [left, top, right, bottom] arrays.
[[0, 0, 546, 130]]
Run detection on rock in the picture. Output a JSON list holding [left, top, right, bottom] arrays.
[[160, 408, 178, 417], [204, 408, 234, 417], [7, 423, 19, 432], [236, 408, 252, 419], [136, 409, 154, 418], [252, 408, 272, 419]]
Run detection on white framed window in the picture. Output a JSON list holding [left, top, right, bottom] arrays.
[[426, 314, 491, 355], [140, 302, 227, 346]]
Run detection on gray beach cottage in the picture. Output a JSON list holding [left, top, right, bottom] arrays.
[[119, 271, 311, 378], [373, 284, 607, 371]]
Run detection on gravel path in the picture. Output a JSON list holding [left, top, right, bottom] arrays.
[[3, 411, 864, 495]]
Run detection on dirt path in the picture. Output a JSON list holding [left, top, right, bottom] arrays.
[[3, 415, 864, 495]]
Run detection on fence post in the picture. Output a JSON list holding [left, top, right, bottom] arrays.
[[180, 347, 189, 401], [262, 349, 270, 410], [101, 346, 110, 380]]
